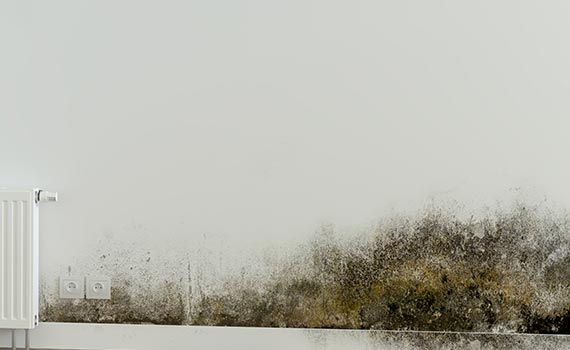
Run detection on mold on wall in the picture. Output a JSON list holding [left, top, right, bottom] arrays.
[[39, 200, 570, 334]]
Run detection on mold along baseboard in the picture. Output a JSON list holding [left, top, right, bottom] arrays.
[[1, 323, 570, 350]]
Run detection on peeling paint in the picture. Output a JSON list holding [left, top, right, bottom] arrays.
[[40, 201, 570, 334]]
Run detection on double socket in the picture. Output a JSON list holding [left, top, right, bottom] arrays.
[[60, 276, 111, 300]]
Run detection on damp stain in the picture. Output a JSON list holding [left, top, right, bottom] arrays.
[[41, 281, 186, 325], [40, 201, 570, 334]]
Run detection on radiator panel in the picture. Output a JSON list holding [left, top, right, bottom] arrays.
[[0, 190, 38, 329]]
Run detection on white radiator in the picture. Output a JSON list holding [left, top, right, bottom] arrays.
[[0, 189, 57, 330]]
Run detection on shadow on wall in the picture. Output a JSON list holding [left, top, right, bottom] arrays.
[[41, 201, 570, 334]]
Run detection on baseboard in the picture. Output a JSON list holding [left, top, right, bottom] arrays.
[[2, 323, 570, 350]]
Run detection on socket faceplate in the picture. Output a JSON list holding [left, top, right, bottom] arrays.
[[86, 276, 111, 299], [59, 276, 84, 299]]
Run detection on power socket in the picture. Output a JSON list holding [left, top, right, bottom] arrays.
[[60, 276, 84, 299], [86, 276, 111, 300]]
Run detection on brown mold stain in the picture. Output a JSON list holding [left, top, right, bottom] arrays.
[[40, 202, 570, 334]]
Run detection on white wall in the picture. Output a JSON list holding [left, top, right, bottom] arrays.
[[2, 0, 570, 335]]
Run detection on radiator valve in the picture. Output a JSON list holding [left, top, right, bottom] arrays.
[[37, 190, 58, 203]]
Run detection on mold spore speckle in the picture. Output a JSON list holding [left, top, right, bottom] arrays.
[[366, 331, 570, 350], [40, 200, 570, 334], [41, 280, 186, 324]]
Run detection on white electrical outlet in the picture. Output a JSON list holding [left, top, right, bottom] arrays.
[[59, 276, 84, 299], [86, 276, 111, 300]]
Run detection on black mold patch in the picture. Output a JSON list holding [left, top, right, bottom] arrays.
[[41, 281, 186, 325], [366, 331, 570, 350], [41, 202, 570, 333]]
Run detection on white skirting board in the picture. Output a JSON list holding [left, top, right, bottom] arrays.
[[1, 323, 570, 350]]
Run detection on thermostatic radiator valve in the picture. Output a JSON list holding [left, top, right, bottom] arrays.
[[37, 190, 58, 203]]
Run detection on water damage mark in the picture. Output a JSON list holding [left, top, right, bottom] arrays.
[[40, 201, 570, 334], [41, 281, 186, 325]]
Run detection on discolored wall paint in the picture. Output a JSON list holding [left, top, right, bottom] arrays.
[[40, 201, 570, 334]]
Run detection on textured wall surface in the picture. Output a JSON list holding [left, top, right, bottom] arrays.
[[39, 202, 570, 334]]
